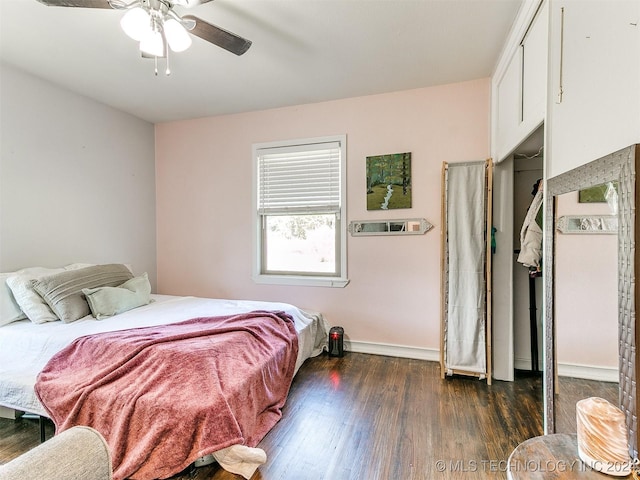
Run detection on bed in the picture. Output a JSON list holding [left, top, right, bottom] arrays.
[[0, 264, 329, 480]]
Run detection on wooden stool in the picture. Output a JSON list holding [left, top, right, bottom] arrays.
[[507, 434, 630, 479]]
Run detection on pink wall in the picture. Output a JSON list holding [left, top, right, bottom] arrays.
[[555, 191, 618, 371], [155, 79, 490, 352]]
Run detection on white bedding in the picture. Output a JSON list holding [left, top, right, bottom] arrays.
[[0, 294, 329, 417]]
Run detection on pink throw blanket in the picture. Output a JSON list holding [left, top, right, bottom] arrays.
[[35, 310, 299, 480]]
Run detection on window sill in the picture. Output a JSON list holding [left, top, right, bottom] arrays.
[[252, 274, 350, 288]]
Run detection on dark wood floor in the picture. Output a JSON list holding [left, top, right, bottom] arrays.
[[0, 353, 616, 479]]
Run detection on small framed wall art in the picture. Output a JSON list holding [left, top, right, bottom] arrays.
[[578, 181, 618, 203], [366, 152, 412, 210]]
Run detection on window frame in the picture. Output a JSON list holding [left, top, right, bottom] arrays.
[[252, 135, 349, 287]]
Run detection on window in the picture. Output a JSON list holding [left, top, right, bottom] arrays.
[[252, 135, 348, 287]]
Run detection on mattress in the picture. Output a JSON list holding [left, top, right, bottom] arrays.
[[0, 294, 329, 417]]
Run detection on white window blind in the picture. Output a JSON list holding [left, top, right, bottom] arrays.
[[257, 141, 341, 215]]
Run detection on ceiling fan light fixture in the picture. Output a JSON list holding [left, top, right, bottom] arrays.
[[39, 0, 252, 76], [164, 18, 192, 52], [140, 29, 165, 57], [120, 6, 151, 41]]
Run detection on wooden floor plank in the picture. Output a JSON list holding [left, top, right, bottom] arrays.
[[0, 353, 617, 479]]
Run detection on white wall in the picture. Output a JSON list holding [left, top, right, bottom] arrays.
[[0, 63, 157, 286]]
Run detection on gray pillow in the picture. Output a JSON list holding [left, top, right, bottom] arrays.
[[32, 264, 133, 323], [83, 273, 151, 319]]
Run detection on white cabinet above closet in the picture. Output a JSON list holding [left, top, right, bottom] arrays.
[[495, 47, 522, 159], [546, 0, 640, 177], [492, 0, 548, 162], [522, 4, 548, 126]]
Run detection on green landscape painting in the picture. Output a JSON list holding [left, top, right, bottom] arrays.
[[578, 181, 618, 203], [366, 152, 412, 210]]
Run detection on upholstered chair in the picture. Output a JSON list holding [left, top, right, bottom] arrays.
[[0, 426, 112, 480]]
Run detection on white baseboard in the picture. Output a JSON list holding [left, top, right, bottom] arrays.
[[344, 340, 439, 362], [514, 356, 541, 372], [515, 356, 618, 382], [557, 363, 618, 383], [343, 348, 617, 383]]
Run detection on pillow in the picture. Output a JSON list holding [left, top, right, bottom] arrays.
[[0, 272, 27, 327], [33, 264, 134, 324], [83, 273, 151, 319], [6, 267, 68, 324], [5, 263, 102, 325], [62, 263, 133, 273]]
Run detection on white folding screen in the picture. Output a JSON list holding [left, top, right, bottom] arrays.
[[441, 160, 492, 384]]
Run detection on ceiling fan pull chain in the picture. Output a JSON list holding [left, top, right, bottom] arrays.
[[165, 41, 171, 75]]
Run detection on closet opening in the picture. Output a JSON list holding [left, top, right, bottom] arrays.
[[512, 127, 544, 378]]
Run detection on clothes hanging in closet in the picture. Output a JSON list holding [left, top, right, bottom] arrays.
[[517, 183, 543, 269]]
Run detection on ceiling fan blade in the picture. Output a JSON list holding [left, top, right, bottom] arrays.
[[36, 0, 113, 7], [183, 15, 251, 56]]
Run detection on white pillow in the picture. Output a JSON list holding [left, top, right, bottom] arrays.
[[6, 267, 66, 324], [5, 263, 95, 324], [0, 272, 27, 327]]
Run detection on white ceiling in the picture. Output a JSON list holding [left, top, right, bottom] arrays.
[[0, 0, 523, 124]]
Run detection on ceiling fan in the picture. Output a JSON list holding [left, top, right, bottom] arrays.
[[36, 0, 252, 74]]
